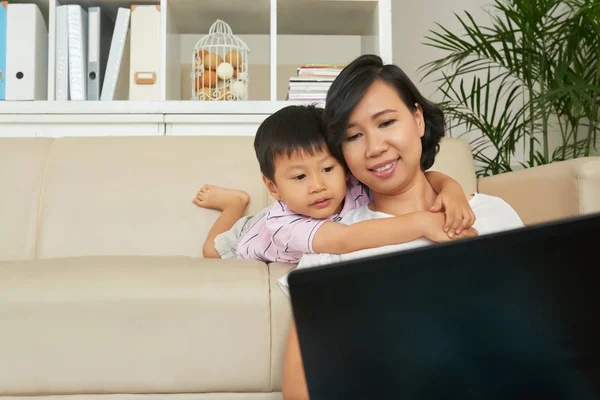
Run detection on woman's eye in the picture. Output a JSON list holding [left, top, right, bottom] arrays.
[[346, 133, 362, 142], [293, 174, 306, 180], [323, 166, 334, 172], [380, 120, 396, 128]]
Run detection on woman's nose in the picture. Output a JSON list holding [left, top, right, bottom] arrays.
[[365, 133, 388, 158]]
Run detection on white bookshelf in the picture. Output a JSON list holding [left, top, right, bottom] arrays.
[[0, 0, 392, 136]]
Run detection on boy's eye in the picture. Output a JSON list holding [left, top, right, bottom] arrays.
[[379, 119, 396, 128], [292, 174, 306, 180], [346, 133, 362, 142], [322, 166, 334, 173]]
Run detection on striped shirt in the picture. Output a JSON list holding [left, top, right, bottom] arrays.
[[235, 177, 371, 263]]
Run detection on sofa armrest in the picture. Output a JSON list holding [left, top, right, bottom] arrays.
[[477, 157, 600, 226]]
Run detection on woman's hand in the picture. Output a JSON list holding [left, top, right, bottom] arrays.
[[429, 184, 476, 237]]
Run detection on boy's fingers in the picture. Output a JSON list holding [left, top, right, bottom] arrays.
[[443, 209, 454, 232], [450, 212, 463, 232], [459, 228, 477, 238], [457, 213, 472, 234]]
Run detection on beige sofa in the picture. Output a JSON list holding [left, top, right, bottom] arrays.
[[1, 135, 599, 400]]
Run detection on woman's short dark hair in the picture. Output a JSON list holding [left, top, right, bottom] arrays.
[[323, 54, 445, 171]]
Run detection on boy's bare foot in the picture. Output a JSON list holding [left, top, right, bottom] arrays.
[[193, 185, 250, 211]]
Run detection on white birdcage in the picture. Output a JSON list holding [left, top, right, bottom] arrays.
[[191, 20, 250, 101]]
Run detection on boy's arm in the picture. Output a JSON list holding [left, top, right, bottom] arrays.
[[312, 211, 478, 254], [424, 170, 476, 234]]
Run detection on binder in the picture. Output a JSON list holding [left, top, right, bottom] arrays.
[[0, 1, 6, 100], [67, 4, 87, 101], [55, 5, 69, 101], [87, 6, 113, 100], [5, 3, 48, 100], [100, 7, 130, 101], [128, 4, 161, 101]]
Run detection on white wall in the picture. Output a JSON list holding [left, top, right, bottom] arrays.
[[391, 0, 532, 167], [391, 0, 492, 100]]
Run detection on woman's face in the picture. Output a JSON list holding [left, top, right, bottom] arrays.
[[342, 79, 426, 195]]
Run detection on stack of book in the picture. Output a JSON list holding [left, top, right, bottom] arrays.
[[286, 64, 346, 106]]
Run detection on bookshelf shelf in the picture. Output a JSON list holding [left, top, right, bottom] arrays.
[[0, 100, 311, 114], [0, 0, 392, 137]]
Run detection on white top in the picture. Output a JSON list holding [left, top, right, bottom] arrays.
[[278, 193, 525, 296]]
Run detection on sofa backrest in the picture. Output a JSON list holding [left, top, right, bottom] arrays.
[[0, 135, 476, 261], [0, 138, 55, 260]]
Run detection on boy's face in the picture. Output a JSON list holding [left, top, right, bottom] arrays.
[[263, 147, 348, 219]]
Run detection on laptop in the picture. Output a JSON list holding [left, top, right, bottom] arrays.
[[287, 212, 600, 400]]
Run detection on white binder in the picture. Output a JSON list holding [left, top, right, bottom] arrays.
[[87, 6, 113, 100], [100, 7, 130, 101], [128, 4, 161, 101], [67, 4, 87, 101], [55, 5, 69, 101], [5, 3, 48, 100]]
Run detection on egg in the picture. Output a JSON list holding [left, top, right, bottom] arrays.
[[202, 70, 218, 88], [195, 49, 209, 62], [194, 84, 214, 100], [216, 62, 234, 80], [230, 81, 247, 99], [204, 53, 223, 71], [225, 50, 242, 68], [217, 87, 233, 101], [194, 62, 205, 72], [194, 75, 202, 91]]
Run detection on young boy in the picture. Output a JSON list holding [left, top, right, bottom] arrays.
[[194, 105, 476, 262]]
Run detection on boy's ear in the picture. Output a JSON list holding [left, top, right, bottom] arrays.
[[262, 175, 281, 201]]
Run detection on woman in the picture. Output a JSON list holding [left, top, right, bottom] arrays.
[[280, 55, 524, 400]]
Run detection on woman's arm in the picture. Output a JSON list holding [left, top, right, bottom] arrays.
[[282, 318, 311, 400]]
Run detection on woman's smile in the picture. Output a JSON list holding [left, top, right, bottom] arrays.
[[368, 157, 400, 177]]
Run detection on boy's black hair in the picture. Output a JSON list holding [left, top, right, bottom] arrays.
[[254, 104, 334, 182], [323, 54, 445, 171]]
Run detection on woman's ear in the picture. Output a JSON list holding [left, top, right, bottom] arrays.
[[262, 175, 281, 201], [414, 103, 425, 138]]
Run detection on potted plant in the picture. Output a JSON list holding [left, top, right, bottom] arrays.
[[419, 0, 600, 177]]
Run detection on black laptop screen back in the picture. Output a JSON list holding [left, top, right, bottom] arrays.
[[288, 213, 600, 400]]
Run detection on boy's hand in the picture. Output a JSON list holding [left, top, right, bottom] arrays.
[[429, 183, 476, 237], [420, 211, 478, 242]]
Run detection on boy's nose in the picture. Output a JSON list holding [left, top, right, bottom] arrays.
[[309, 177, 326, 193]]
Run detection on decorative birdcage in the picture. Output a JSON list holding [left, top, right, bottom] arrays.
[[191, 20, 250, 101]]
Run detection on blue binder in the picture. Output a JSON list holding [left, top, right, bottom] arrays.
[[0, 1, 7, 100]]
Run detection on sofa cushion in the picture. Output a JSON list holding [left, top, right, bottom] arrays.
[[0, 256, 271, 395], [35, 136, 268, 258], [429, 137, 478, 196], [0, 138, 54, 260], [478, 156, 600, 225], [268, 263, 296, 390]]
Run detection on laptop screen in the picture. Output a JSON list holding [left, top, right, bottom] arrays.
[[288, 213, 600, 400]]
